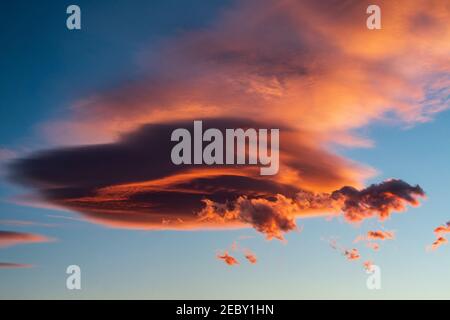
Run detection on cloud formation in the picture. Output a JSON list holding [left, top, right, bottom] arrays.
[[355, 229, 395, 243], [331, 181, 424, 223], [344, 248, 361, 261], [429, 222, 450, 250], [244, 250, 258, 264], [42, 0, 449, 147], [434, 222, 450, 236], [217, 251, 239, 266], [365, 242, 380, 251], [0, 220, 56, 228], [367, 230, 395, 241], [0, 262, 33, 269], [7, 0, 447, 240], [0, 230, 53, 248], [200, 180, 423, 239], [328, 239, 362, 262], [430, 236, 448, 251]]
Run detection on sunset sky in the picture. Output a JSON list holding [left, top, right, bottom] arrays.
[[0, 0, 449, 299]]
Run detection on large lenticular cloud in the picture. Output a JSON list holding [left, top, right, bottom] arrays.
[[8, 0, 449, 238]]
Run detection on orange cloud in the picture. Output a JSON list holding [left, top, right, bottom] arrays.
[[217, 251, 239, 266], [434, 222, 450, 236], [365, 242, 380, 251], [199, 180, 423, 239], [244, 250, 257, 264], [367, 230, 395, 241], [344, 248, 361, 261], [200, 195, 298, 240], [0, 220, 56, 228], [219, 240, 257, 265], [355, 230, 395, 242], [363, 260, 374, 271], [0, 230, 53, 248], [8, 0, 445, 239], [429, 222, 450, 251], [0, 148, 17, 161]]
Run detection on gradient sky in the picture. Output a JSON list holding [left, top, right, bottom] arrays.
[[0, 0, 450, 299]]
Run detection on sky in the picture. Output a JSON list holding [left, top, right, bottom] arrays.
[[0, 0, 449, 299]]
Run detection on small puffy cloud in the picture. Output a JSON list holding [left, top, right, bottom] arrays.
[[0, 148, 17, 161], [365, 242, 380, 251], [200, 195, 298, 240], [355, 230, 395, 243], [363, 260, 374, 271], [244, 250, 257, 264], [217, 251, 239, 266], [0, 262, 33, 269], [201, 180, 423, 240], [434, 222, 450, 236]]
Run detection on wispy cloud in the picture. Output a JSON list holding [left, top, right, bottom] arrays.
[[363, 260, 374, 271], [217, 251, 239, 266], [355, 229, 395, 249]]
